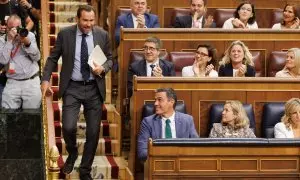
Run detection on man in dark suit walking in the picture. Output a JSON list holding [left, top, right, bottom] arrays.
[[127, 36, 175, 97], [173, 0, 215, 28], [137, 88, 199, 161], [41, 5, 112, 180]]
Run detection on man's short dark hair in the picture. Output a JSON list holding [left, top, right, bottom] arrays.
[[145, 36, 162, 49], [190, 0, 207, 6], [77, 5, 96, 18], [155, 88, 177, 109]]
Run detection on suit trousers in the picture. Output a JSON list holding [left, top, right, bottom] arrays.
[[62, 80, 103, 175]]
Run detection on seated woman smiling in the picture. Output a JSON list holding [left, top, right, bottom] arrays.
[[209, 100, 256, 138], [218, 40, 255, 77], [274, 98, 300, 138], [182, 44, 218, 77], [222, 1, 258, 29], [275, 48, 300, 78], [272, 3, 300, 29]]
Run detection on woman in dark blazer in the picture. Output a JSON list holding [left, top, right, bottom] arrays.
[[218, 40, 255, 77]]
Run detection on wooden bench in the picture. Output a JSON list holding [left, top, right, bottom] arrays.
[[128, 77, 300, 175], [145, 138, 300, 179], [117, 28, 300, 115]]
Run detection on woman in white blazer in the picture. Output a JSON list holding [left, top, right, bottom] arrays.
[[182, 44, 218, 77], [274, 98, 300, 138]]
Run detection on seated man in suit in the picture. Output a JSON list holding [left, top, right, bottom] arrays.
[[115, 0, 160, 46], [137, 88, 199, 161], [174, 0, 215, 28], [127, 36, 175, 97]]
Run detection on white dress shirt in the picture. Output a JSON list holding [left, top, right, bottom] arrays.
[[192, 16, 203, 28], [131, 14, 138, 28], [161, 112, 176, 138]]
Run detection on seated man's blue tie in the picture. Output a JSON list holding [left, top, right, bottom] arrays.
[[81, 33, 90, 80], [165, 119, 172, 138]]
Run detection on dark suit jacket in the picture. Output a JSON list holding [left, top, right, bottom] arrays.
[[115, 12, 160, 46], [127, 59, 175, 97], [218, 63, 256, 77], [173, 15, 216, 28], [137, 112, 199, 161], [42, 25, 113, 100]]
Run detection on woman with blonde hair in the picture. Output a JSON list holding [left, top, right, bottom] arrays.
[[275, 48, 300, 78], [218, 40, 255, 77], [209, 100, 256, 138], [274, 98, 300, 138]]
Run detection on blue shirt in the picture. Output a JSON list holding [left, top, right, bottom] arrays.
[[71, 26, 94, 81]]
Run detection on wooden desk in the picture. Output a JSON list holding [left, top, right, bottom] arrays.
[[146, 138, 300, 179], [128, 77, 300, 175]]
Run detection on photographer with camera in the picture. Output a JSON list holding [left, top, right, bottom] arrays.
[[0, 14, 41, 109]]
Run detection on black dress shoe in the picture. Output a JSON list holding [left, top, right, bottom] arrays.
[[62, 153, 78, 174], [80, 173, 93, 180]]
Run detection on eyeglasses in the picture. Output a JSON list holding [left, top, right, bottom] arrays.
[[196, 51, 209, 57], [143, 46, 158, 52], [240, 7, 252, 12]]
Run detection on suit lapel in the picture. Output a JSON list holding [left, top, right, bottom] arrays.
[[153, 115, 162, 138], [127, 13, 134, 28], [159, 60, 167, 76], [187, 16, 193, 28], [92, 27, 97, 47], [144, 14, 150, 27], [202, 17, 206, 27], [70, 25, 77, 66], [175, 112, 182, 138], [140, 60, 147, 76]]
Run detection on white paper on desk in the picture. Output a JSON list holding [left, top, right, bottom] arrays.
[[88, 45, 107, 69]]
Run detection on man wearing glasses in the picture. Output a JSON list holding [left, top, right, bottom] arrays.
[[127, 36, 175, 98]]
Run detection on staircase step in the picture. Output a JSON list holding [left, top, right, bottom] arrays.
[[49, 1, 88, 12], [62, 155, 127, 179], [52, 102, 118, 124], [48, 23, 75, 35], [49, 11, 77, 23], [54, 121, 118, 139], [56, 138, 119, 156], [52, 101, 108, 122]]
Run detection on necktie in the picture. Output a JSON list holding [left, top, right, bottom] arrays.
[[165, 119, 172, 138], [150, 64, 155, 76], [80, 33, 90, 80]]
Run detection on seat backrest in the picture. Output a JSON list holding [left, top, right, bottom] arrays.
[[251, 50, 265, 77], [142, 101, 187, 119], [208, 103, 256, 137], [213, 9, 235, 28], [271, 9, 283, 28], [169, 52, 195, 76], [116, 7, 151, 17], [268, 51, 286, 77], [129, 50, 169, 65], [261, 102, 285, 138], [170, 8, 191, 27]]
